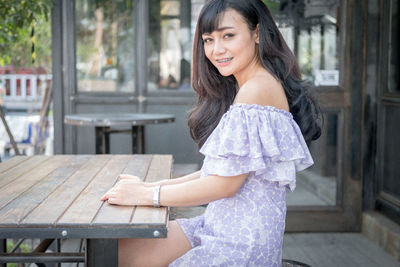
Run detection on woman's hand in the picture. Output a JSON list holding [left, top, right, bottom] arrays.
[[118, 174, 142, 183], [100, 174, 152, 206]]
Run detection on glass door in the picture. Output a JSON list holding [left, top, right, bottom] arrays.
[[264, 0, 360, 231]]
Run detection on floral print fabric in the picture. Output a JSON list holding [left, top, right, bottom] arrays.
[[170, 103, 314, 267]]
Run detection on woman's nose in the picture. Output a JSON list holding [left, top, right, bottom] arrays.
[[213, 40, 226, 55]]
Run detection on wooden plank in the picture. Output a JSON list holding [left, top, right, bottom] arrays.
[[131, 155, 172, 225], [58, 155, 132, 225], [92, 205, 134, 225], [0, 156, 50, 189], [0, 155, 92, 225], [22, 155, 111, 225], [122, 154, 153, 179], [0, 155, 73, 210], [130, 206, 168, 225], [93, 155, 153, 224], [143, 154, 172, 183], [0, 156, 31, 173]]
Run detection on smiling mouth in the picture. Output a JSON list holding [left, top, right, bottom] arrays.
[[216, 58, 233, 63]]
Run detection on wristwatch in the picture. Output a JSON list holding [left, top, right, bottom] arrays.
[[153, 185, 161, 208]]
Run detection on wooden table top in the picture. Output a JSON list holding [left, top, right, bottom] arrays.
[[0, 154, 172, 239], [64, 113, 175, 127]]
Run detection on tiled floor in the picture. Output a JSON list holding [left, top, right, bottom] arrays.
[[282, 233, 399, 267]]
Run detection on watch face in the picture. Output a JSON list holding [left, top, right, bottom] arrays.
[[153, 185, 161, 207]]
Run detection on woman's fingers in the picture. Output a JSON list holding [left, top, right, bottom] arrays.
[[100, 178, 143, 205], [107, 197, 116, 205], [100, 189, 116, 201], [119, 174, 135, 179]]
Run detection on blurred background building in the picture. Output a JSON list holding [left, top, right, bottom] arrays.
[[0, 0, 399, 260]]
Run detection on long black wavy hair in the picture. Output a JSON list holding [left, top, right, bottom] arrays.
[[188, 0, 321, 148]]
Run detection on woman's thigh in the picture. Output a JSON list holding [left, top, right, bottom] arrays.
[[118, 221, 192, 267]]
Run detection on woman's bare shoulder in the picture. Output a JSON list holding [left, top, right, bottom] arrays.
[[235, 74, 289, 111]]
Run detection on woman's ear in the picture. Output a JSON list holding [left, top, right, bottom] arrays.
[[255, 24, 260, 44]]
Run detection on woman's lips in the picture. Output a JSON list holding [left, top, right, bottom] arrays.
[[216, 57, 233, 66]]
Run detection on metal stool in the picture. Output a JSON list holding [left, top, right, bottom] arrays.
[[282, 259, 311, 267]]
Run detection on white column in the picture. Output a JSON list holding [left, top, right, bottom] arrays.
[[10, 75, 17, 99], [20, 75, 27, 98], [30, 75, 37, 99]]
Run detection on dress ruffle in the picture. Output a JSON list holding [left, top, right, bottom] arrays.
[[199, 103, 314, 191]]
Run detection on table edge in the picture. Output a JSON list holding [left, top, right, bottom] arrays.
[[0, 224, 168, 239], [64, 115, 175, 127]]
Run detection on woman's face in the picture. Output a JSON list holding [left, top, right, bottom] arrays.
[[202, 9, 259, 81]]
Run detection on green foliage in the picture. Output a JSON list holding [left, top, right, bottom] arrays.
[[262, 0, 279, 15], [0, 0, 53, 68], [6, 240, 32, 267]]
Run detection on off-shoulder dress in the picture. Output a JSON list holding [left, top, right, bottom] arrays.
[[169, 103, 314, 267]]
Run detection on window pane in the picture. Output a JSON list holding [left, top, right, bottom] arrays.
[[268, 0, 340, 86], [76, 0, 136, 93], [389, 0, 399, 93], [148, 0, 205, 91]]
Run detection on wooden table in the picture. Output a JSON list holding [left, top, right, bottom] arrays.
[[64, 113, 175, 154], [0, 154, 172, 266]]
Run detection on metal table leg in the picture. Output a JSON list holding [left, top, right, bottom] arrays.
[[95, 127, 110, 154], [132, 126, 145, 154], [0, 239, 6, 267], [56, 239, 61, 267], [86, 239, 117, 267]]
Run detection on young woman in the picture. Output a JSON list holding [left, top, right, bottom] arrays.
[[101, 0, 321, 266]]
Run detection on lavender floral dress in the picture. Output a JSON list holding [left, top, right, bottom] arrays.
[[170, 103, 314, 267]]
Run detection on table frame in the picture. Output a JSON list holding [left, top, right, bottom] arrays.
[[64, 113, 175, 154], [95, 125, 145, 154], [0, 155, 172, 266]]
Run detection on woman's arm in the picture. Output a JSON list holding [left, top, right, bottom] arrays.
[[143, 170, 201, 187], [159, 173, 248, 206], [100, 172, 248, 207]]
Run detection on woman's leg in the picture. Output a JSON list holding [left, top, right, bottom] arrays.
[[118, 221, 191, 267]]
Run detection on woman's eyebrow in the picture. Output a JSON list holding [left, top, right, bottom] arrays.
[[203, 26, 235, 35], [214, 26, 234, 32]]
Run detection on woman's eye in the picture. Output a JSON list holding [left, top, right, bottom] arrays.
[[224, 33, 234, 39], [203, 38, 213, 43]]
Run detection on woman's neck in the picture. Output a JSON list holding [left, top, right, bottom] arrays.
[[234, 58, 264, 87]]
